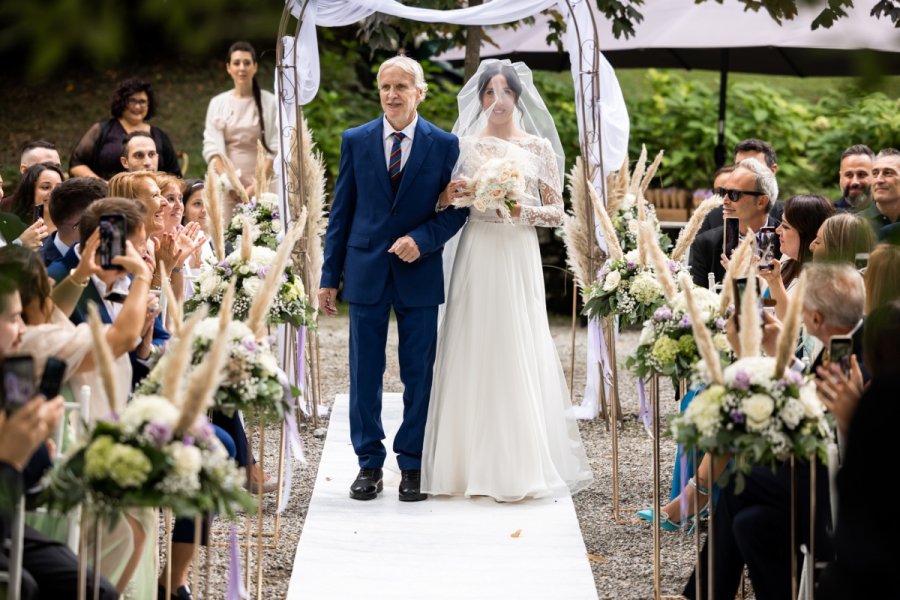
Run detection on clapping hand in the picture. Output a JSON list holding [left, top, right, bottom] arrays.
[[174, 222, 207, 267]]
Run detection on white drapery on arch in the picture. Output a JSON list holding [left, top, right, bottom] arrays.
[[276, 0, 630, 419]]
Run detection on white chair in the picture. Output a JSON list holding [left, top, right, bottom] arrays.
[[0, 496, 27, 600]]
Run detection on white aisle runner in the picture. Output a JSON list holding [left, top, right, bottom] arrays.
[[287, 393, 598, 599]]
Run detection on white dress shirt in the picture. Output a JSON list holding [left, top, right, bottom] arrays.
[[382, 114, 418, 172]]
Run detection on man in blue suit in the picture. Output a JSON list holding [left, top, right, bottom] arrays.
[[319, 56, 468, 502], [40, 177, 108, 266]]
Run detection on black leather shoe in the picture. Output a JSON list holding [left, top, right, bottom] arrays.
[[158, 583, 192, 600], [399, 469, 427, 502], [350, 468, 383, 500]]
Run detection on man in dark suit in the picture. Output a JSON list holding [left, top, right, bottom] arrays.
[[859, 147, 900, 240], [683, 264, 867, 600], [690, 158, 781, 287], [40, 177, 108, 266], [46, 198, 168, 386], [699, 138, 784, 235], [319, 56, 468, 502]]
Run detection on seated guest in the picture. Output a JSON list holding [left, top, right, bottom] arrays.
[[816, 301, 900, 600], [119, 131, 159, 173], [833, 144, 874, 213], [690, 158, 780, 287], [699, 138, 784, 234], [0, 211, 45, 251], [809, 213, 875, 266], [69, 78, 181, 180], [863, 243, 900, 313], [859, 148, 900, 239], [19, 140, 61, 174], [683, 263, 867, 600], [0, 275, 118, 600], [41, 177, 108, 266], [6, 162, 62, 234]]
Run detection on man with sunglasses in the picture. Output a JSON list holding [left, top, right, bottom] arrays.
[[699, 138, 784, 235], [689, 158, 781, 287]]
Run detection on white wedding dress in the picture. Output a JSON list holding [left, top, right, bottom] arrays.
[[421, 135, 593, 502]]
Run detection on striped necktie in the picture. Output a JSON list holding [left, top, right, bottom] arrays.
[[388, 131, 406, 183]]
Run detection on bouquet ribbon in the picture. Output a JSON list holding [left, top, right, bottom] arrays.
[[638, 378, 652, 435], [227, 524, 247, 599], [278, 326, 308, 514]]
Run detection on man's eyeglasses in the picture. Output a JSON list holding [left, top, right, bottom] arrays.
[[715, 188, 766, 202]]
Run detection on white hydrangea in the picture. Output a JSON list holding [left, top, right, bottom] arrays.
[[621, 193, 636, 211], [742, 393, 775, 431], [671, 286, 720, 321], [684, 384, 725, 437], [159, 444, 203, 494], [242, 276, 263, 298], [624, 249, 640, 264], [602, 270, 622, 292], [119, 395, 179, 433], [798, 382, 825, 419], [271, 220, 282, 233], [258, 351, 280, 376], [630, 272, 663, 304], [250, 246, 277, 266], [257, 192, 279, 210], [724, 357, 776, 388], [780, 398, 805, 429], [197, 269, 221, 298]]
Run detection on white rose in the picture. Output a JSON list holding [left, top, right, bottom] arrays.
[[780, 398, 805, 429], [238, 264, 251, 275], [258, 192, 278, 210], [251, 247, 277, 266], [639, 323, 654, 346], [242, 276, 263, 298], [713, 333, 732, 353], [198, 271, 220, 298], [271, 220, 282, 233], [624, 249, 640, 264], [120, 395, 180, 432], [621, 193, 636, 210], [602, 270, 621, 292], [725, 357, 776, 387], [799, 382, 824, 418], [742, 393, 775, 431], [258, 351, 279, 375]]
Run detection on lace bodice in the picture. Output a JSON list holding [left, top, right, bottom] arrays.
[[455, 135, 564, 227]]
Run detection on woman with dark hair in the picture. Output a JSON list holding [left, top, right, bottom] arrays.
[[7, 161, 62, 233], [759, 194, 834, 320], [69, 77, 181, 180], [203, 41, 277, 216]]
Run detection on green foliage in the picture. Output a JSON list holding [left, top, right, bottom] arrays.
[[627, 69, 899, 195]]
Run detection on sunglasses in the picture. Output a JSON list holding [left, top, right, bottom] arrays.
[[715, 187, 766, 202]]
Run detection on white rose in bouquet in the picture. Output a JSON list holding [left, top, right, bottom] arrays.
[[602, 270, 621, 292], [119, 395, 180, 433], [742, 393, 775, 431], [242, 276, 263, 298], [799, 382, 825, 418]]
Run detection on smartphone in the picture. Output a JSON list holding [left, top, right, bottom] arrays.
[[732, 277, 748, 330], [34, 203, 45, 222], [855, 253, 869, 271], [99, 213, 126, 270], [1, 356, 35, 415], [39, 357, 67, 399], [829, 335, 854, 378], [723, 217, 740, 259], [757, 227, 777, 271]]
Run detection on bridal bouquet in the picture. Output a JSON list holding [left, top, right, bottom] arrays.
[[225, 192, 282, 251], [452, 157, 524, 217], [185, 246, 313, 328], [626, 286, 733, 387], [671, 357, 833, 480], [42, 395, 253, 519], [139, 318, 288, 419], [582, 250, 669, 327], [612, 193, 670, 254]]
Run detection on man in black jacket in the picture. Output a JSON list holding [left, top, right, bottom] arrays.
[[690, 158, 781, 288]]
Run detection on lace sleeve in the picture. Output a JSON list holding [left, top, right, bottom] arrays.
[[518, 138, 563, 228]]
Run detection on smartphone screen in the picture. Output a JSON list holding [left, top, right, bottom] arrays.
[[723, 217, 740, 259], [99, 213, 126, 270], [855, 253, 869, 270], [1, 356, 35, 415], [829, 337, 854, 378], [732, 277, 748, 329], [39, 357, 67, 399], [34, 203, 45, 222], [757, 227, 777, 271]]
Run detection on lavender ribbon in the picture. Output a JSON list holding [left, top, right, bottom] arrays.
[[277, 326, 308, 514], [577, 318, 616, 420], [637, 378, 652, 435], [227, 525, 246, 599]]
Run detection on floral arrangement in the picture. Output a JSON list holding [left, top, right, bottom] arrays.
[[452, 157, 524, 217], [611, 192, 670, 254], [185, 246, 313, 328], [582, 249, 671, 327], [42, 395, 254, 519], [626, 286, 732, 387], [671, 357, 833, 482], [226, 192, 283, 251], [139, 318, 288, 419]]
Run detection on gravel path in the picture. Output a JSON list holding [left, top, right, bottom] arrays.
[[184, 315, 706, 599]]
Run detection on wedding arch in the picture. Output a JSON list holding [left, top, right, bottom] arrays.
[[272, 0, 631, 420]]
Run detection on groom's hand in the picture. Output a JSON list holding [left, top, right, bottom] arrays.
[[318, 288, 338, 316], [388, 236, 420, 263]]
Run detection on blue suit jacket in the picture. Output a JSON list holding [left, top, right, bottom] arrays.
[[47, 247, 169, 386], [321, 116, 467, 307], [40, 231, 64, 266]]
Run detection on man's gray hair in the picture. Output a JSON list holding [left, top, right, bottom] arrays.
[[738, 157, 778, 208], [802, 263, 865, 330], [377, 56, 428, 97]]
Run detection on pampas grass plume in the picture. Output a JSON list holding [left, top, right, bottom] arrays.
[[774, 272, 807, 375], [672, 195, 724, 262], [738, 273, 762, 358], [678, 272, 724, 385], [87, 303, 118, 414], [204, 166, 226, 262]]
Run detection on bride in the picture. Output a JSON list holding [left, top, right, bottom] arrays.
[[421, 60, 593, 502]]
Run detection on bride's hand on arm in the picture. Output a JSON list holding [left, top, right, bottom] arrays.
[[441, 179, 468, 208]]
